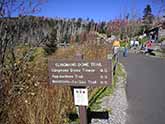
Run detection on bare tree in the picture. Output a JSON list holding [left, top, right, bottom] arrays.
[[0, 1, 46, 123], [0, 0, 46, 86]]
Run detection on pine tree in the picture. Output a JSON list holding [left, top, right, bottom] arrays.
[[143, 4, 154, 24], [44, 29, 57, 55], [76, 34, 80, 43], [99, 21, 106, 33], [77, 18, 82, 28], [62, 33, 70, 44]]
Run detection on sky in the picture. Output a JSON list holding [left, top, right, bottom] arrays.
[[35, 0, 161, 22]]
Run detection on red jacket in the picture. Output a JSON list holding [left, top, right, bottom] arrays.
[[146, 41, 152, 48]]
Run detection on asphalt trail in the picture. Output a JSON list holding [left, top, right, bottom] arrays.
[[120, 54, 165, 124]]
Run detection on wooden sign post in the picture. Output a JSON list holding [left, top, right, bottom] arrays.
[[48, 53, 112, 124], [79, 106, 87, 124], [75, 53, 87, 124], [73, 87, 88, 124]]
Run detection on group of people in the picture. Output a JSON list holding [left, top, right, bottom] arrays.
[[112, 38, 128, 57], [130, 39, 154, 54], [112, 38, 154, 56]]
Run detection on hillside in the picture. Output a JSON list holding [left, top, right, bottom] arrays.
[[0, 16, 158, 46], [0, 16, 98, 45]]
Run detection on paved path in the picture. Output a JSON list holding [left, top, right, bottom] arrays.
[[120, 54, 165, 124]]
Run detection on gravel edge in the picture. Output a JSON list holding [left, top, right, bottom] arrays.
[[91, 64, 128, 124]]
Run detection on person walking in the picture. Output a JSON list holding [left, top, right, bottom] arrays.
[[123, 41, 128, 57], [112, 39, 120, 61], [112, 39, 120, 54]]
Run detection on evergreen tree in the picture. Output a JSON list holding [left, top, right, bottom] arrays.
[[143, 4, 154, 24], [87, 21, 92, 32], [99, 21, 106, 34], [87, 19, 95, 32], [76, 34, 80, 43], [62, 33, 70, 44], [77, 18, 82, 28], [44, 29, 57, 55]]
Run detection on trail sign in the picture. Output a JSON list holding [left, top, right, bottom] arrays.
[[48, 54, 113, 124], [74, 88, 88, 106], [48, 59, 112, 86]]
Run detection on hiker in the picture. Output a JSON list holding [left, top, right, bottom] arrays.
[[112, 39, 120, 54], [123, 41, 128, 57], [130, 40, 134, 48], [112, 39, 120, 61], [130, 39, 139, 48], [145, 40, 153, 54], [134, 40, 139, 47]]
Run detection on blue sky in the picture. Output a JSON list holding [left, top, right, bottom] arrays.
[[36, 0, 160, 21]]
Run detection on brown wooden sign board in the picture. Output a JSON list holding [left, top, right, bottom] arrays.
[[48, 59, 112, 86]]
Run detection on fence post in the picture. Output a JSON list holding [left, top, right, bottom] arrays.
[[112, 49, 119, 76]]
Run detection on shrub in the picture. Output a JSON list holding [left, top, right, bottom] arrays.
[[159, 37, 165, 43], [139, 36, 148, 44]]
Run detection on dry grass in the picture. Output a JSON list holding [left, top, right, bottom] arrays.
[[1, 40, 112, 124], [2, 47, 74, 124], [8, 85, 74, 124]]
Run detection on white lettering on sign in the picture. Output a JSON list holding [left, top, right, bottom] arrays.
[[55, 63, 77, 67], [74, 88, 88, 106], [71, 80, 86, 84], [51, 69, 69, 73], [88, 80, 97, 84], [52, 80, 70, 83], [70, 68, 81, 72], [90, 62, 102, 67], [48, 59, 112, 86], [74, 74, 83, 79], [78, 63, 89, 67], [82, 68, 95, 72], [52, 75, 74, 79]]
